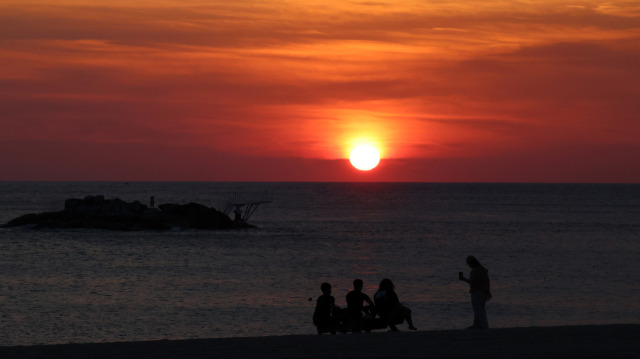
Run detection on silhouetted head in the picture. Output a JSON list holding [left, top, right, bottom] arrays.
[[353, 279, 363, 291], [466, 255, 481, 268], [379, 278, 394, 291], [320, 282, 331, 295]]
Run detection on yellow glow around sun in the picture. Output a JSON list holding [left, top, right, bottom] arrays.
[[350, 144, 380, 171]]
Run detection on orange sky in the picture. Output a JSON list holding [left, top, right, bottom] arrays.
[[1, 0, 639, 182]]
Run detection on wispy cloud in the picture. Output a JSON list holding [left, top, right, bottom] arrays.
[[1, 0, 639, 181]]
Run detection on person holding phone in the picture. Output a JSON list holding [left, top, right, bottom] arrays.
[[459, 255, 491, 329]]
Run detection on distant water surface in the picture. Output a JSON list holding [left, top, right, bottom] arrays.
[[1, 182, 639, 345]]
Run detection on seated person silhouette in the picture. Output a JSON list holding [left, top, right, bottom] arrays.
[[373, 278, 417, 331], [345, 279, 375, 333], [313, 282, 341, 334]]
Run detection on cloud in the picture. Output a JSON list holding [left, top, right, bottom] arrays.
[[1, 0, 639, 181]]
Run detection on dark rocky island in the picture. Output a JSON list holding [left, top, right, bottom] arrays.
[[2, 195, 252, 231]]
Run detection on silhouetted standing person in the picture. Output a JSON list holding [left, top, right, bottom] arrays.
[[373, 278, 417, 331], [313, 282, 338, 334], [459, 255, 491, 329], [346, 279, 375, 332]]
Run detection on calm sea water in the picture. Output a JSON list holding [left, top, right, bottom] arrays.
[[1, 182, 639, 346]]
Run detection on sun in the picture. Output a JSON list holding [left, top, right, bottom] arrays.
[[350, 144, 380, 171]]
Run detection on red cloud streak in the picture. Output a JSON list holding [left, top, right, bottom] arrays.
[[1, 1, 639, 182]]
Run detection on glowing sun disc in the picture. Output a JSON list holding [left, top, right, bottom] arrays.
[[350, 145, 380, 171]]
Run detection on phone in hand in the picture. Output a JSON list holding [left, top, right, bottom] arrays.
[[458, 271, 464, 280]]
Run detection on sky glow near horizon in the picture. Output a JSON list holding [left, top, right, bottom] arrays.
[[1, 0, 639, 181]]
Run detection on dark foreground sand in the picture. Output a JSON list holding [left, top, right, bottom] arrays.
[[2, 324, 638, 359]]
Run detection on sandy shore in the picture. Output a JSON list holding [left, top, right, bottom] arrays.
[[1, 324, 638, 359]]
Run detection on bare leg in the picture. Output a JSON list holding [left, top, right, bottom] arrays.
[[400, 304, 417, 330]]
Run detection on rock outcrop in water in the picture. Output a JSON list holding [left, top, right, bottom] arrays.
[[2, 195, 251, 231]]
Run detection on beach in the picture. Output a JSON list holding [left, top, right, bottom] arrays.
[[2, 324, 638, 359]]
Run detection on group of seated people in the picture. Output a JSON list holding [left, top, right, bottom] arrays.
[[312, 278, 418, 334]]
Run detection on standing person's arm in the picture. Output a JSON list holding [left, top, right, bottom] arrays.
[[469, 269, 479, 288], [483, 272, 492, 300], [459, 271, 470, 283], [460, 269, 481, 290]]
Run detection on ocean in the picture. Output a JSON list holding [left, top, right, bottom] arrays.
[[1, 182, 639, 346]]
